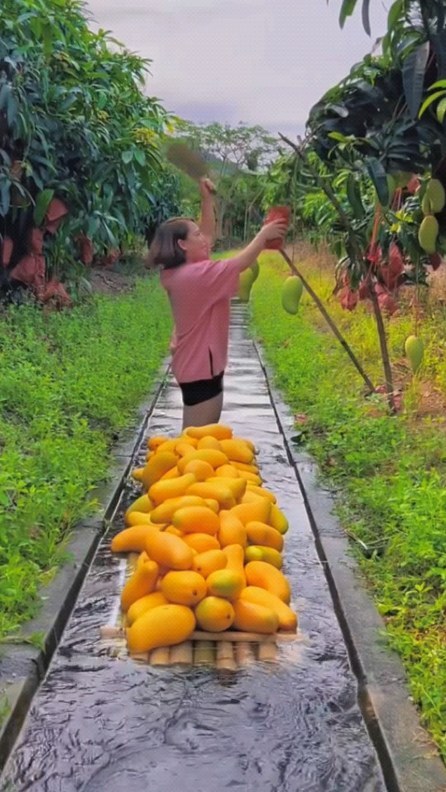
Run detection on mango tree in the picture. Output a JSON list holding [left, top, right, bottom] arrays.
[[0, 0, 181, 303]]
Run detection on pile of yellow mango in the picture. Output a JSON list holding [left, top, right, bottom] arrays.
[[110, 423, 297, 655]]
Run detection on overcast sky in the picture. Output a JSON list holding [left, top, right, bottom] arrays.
[[85, 0, 390, 138]]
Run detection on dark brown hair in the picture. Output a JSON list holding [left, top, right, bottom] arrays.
[[146, 217, 194, 269]]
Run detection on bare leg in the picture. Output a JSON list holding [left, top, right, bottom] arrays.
[[182, 391, 223, 430]]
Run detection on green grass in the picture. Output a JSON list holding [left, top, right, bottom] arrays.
[[0, 276, 172, 639], [249, 253, 446, 762]]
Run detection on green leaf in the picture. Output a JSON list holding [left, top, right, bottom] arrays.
[[365, 157, 389, 206], [339, 0, 358, 29], [387, 0, 403, 29], [361, 0, 371, 36], [134, 150, 146, 167], [346, 173, 365, 218], [403, 42, 430, 119], [419, 89, 446, 118], [0, 182, 11, 216], [33, 188, 55, 226], [121, 150, 133, 164], [437, 97, 446, 123]]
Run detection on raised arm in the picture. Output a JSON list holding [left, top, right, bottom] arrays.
[[198, 178, 216, 246], [227, 220, 288, 272]]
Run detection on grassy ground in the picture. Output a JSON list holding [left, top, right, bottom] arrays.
[[247, 245, 446, 762], [0, 275, 172, 640]]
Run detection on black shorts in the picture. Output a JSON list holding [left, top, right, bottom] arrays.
[[179, 371, 224, 406]]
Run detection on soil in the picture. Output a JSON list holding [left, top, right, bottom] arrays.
[[89, 268, 139, 295]]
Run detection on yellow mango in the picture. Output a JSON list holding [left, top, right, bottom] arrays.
[[150, 495, 205, 524], [192, 549, 227, 578], [147, 435, 170, 451], [197, 435, 222, 451], [149, 473, 196, 505], [124, 493, 154, 521], [184, 424, 233, 441], [230, 499, 271, 525], [161, 570, 207, 606], [160, 465, 180, 481], [125, 511, 161, 528], [183, 458, 215, 481], [111, 524, 162, 554], [175, 440, 197, 457], [206, 568, 245, 600], [121, 559, 159, 612], [187, 482, 235, 510], [155, 438, 179, 454], [242, 490, 267, 505], [246, 484, 276, 503], [195, 596, 235, 632], [238, 471, 262, 485], [222, 544, 246, 585], [246, 521, 283, 551], [131, 467, 145, 482], [268, 504, 289, 535], [220, 439, 254, 464], [126, 592, 168, 626], [204, 498, 220, 513], [145, 531, 193, 570], [177, 448, 229, 473], [245, 561, 291, 603], [183, 533, 221, 553], [127, 604, 195, 653], [206, 476, 247, 501], [172, 505, 220, 535], [141, 451, 178, 490], [240, 587, 297, 632], [218, 509, 247, 547], [232, 461, 259, 474], [245, 545, 283, 569], [232, 600, 279, 634], [214, 464, 240, 478], [164, 525, 184, 537]]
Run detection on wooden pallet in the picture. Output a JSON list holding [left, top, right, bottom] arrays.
[[99, 625, 298, 669]]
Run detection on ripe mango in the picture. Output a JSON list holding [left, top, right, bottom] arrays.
[[145, 531, 194, 570], [147, 434, 170, 451], [206, 475, 247, 500], [177, 448, 229, 472], [268, 504, 289, 535], [219, 439, 254, 464], [172, 505, 220, 535], [149, 473, 196, 505], [418, 215, 439, 254], [125, 511, 161, 528], [404, 335, 424, 373], [124, 493, 154, 522], [196, 435, 222, 451], [246, 484, 276, 503], [187, 481, 236, 509], [182, 457, 215, 480], [218, 509, 247, 547], [214, 464, 240, 478], [240, 587, 297, 632], [127, 592, 168, 626], [183, 533, 221, 553], [111, 523, 162, 554], [121, 558, 159, 612], [195, 596, 235, 632], [246, 521, 284, 551], [126, 604, 195, 654], [192, 549, 227, 578], [245, 561, 291, 603], [281, 276, 303, 314], [141, 451, 178, 490], [222, 543, 246, 585], [184, 424, 233, 441], [232, 600, 279, 634], [161, 570, 207, 606], [207, 568, 245, 600], [231, 499, 271, 525], [149, 495, 205, 523], [245, 545, 283, 569]]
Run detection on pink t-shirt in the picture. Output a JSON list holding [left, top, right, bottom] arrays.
[[160, 258, 245, 383]]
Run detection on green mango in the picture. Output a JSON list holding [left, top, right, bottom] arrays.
[[237, 268, 255, 303], [418, 215, 439, 254], [404, 335, 424, 374], [425, 178, 445, 213], [281, 276, 303, 314]]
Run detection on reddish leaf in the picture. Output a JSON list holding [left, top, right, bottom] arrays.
[[263, 205, 290, 250], [29, 227, 44, 255], [78, 235, 94, 265], [1, 236, 13, 267], [406, 175, 421, 195], [339, 286, 359, 311], [429, 252, 442, 270], [42, 279, 71, 307], [378, 292, 398, 316], [388, 242, 404, 275], [10, 254, 46, 289], [44, 198, 68, 234]]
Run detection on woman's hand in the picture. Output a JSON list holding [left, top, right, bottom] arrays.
[[259, 219, 288, 243], [199, 177, 216, 197]]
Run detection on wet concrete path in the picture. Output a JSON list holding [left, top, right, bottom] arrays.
[[1, 305, 387, 791]]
